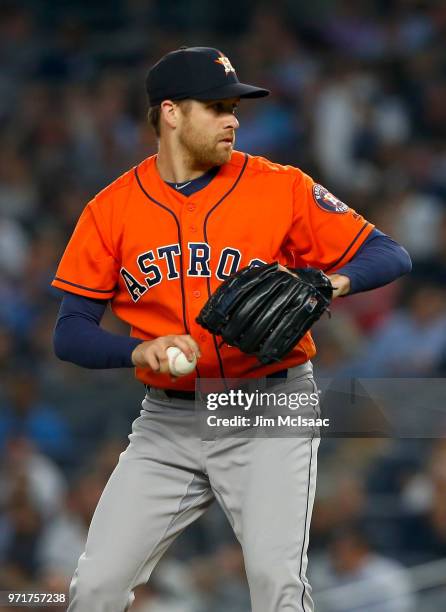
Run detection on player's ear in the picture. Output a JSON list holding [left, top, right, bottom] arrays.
[[160, 100, 179, 130]]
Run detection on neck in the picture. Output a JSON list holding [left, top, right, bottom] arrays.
[[156, 139, 212, 183]]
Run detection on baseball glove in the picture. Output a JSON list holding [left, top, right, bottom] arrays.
[[196, 262, 333, 364]]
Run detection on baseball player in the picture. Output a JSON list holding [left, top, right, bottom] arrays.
[[52, 47, 411, 612]]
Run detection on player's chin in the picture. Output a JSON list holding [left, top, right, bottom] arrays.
[[215, 142, 233, 163]]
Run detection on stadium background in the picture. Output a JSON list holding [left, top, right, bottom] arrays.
[[1, 0, 446, 610]]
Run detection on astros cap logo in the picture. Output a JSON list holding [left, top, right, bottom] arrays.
[[215, 55, 236, 75]]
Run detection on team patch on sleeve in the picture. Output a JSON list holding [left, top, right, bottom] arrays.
[[312, 184, 349, 214]]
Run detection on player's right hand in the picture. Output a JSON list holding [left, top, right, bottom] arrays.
[[131, 334, 201, 373]]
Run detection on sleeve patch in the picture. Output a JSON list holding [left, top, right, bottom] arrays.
[[313, 184, 348, 214]]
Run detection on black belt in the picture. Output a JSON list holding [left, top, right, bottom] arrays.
[[146, 369, 288, 401]]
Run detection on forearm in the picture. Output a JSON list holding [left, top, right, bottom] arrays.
[[336, 231, 412, 295], [54, 317, 142, 368], [53, 293, 142, 369]]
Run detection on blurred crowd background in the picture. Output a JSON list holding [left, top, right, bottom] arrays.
[[1, 0, 446, 610]]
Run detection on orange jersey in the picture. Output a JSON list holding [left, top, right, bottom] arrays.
[[52, 151, 374, 389]]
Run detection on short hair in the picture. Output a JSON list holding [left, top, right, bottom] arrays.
[[147, 100, 193, 138], [147, 105, 161, 137]]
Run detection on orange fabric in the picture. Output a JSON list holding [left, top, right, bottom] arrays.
[[52, 151, 374, 389]]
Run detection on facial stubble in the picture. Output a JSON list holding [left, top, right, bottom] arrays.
[[178, 115, 233, 170]]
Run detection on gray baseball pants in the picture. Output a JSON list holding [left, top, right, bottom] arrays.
[[67, 362, 319, 612]]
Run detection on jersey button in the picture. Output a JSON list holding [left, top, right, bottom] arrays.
[[193, 290, 201, 298], [187, 205, 195, 212], [199, 333, 207, 342], [190, 225, 197, 232]]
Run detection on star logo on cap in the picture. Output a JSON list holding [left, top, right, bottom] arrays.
[[215, 56, 235, 75]]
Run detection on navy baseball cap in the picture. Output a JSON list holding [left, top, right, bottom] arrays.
[[146, 46, 270, 106]]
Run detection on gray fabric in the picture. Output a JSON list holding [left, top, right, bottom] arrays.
[[68, 363, 319, 612]]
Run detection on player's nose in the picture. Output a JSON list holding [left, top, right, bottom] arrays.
[[225, 114, 239, 130]]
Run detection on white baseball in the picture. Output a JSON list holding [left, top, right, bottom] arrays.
[[166, 346, 197, 376]]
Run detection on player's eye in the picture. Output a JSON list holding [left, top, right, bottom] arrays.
[[209, 102, 237, 114]]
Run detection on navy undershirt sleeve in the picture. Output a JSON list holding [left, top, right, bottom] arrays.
[[53, 293, 143, 368], [336, 229, 412, 294]]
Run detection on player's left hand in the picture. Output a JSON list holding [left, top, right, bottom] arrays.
[[197, 262, 333, 364], [278, 265, 350, 298], [326, 274, 350, 298]]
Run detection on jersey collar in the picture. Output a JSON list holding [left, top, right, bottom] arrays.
[[135, 152, 248, 212]]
